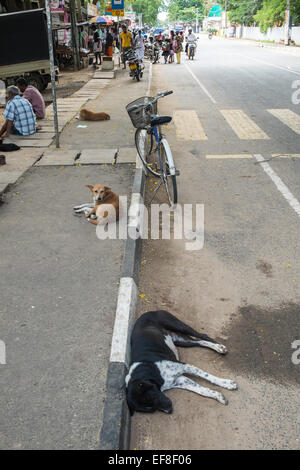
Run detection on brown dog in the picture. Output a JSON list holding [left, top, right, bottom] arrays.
[[82, 184, 119, 226], [79, 109, 110, 121]]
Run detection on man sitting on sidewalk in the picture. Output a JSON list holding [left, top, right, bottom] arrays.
[[0, 85, 36, 138], [16, 78, 46, 120]]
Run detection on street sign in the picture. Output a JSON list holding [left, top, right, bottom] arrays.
[[112, 9, 124, 16], [111, 0, 124, 9]]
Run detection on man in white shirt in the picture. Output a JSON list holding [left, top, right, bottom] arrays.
[[185, 28, 196, 54]]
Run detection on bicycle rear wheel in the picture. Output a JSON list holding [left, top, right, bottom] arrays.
[[159, 140, 178, 207]]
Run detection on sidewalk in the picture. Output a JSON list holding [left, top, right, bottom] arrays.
[[222, 35, 300, 56], [0, 62, 150, 449]]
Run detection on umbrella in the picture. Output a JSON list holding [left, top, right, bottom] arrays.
[[90, 16, 113, 25]]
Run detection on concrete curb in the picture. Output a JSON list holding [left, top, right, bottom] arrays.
[[99, 168, 146, 450], [99, 62, 151, 451]]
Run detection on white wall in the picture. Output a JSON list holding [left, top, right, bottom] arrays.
[[235, 26, 300, 45]]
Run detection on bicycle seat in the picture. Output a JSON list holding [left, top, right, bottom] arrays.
[[150, 115, 172, 126]]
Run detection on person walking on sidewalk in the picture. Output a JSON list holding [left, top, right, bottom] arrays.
[[134, 29, 145, 62], [174, 31, 183, 64], [0, 85, 36, 138], [120, 24, 133, 69], [92, 25, 102, 65]]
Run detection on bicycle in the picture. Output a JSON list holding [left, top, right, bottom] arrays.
[[126, 90, 179, 207]]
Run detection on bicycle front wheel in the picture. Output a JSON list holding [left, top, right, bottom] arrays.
[[135, 128, 154, 172], [159, 140, 178, 207]]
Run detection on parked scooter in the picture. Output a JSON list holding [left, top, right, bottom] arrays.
[[123, 48, 144, 82], [188, 41, 196, 60]]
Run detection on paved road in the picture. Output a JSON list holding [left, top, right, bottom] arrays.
[[131, 36, 300, 450]]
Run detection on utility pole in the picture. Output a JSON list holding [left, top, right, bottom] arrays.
[[45, 0, 59, 148], [285, 0, 291, 46], [196, 7, 199, 33], [69, 0, 80, 70], [224, 0, 228, 37]]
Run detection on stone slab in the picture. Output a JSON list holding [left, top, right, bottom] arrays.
[[78, 148, 117, 164], [4, 139, 53, 148], [0, 170, 24, 184], [116, 147, 137, 164], [35, 150, 79, 166], [94, 71, 115, 79]]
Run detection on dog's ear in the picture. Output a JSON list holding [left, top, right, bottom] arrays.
[[86, 185, 94, 192], [104, 186, 111, 193]]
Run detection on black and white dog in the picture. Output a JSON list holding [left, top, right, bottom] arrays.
[[126, 310, 237, 415]]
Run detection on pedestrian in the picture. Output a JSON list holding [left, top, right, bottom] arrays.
[[0, 85, 36, 138], [169, 36, 175, 63], [16, 77, 46, 119], [162, 38, 170, 64], [106, 28, 114, 56], [134, 29, 145, 62], [120, 24, 133, 69], [92, 25, 102, 65], [174, 31, 183, 64]]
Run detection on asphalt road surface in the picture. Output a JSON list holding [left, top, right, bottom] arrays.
[[131, 36, 300, 450]]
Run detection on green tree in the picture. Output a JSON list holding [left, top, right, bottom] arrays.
[[218, 0, 263, 26], [254, 0, 300, 32], [168, 0, 204, 23], [131, 0, 165, 25]]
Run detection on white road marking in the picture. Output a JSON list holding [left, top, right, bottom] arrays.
[[206, 154, 253, 159], [272, 154, 300, 158], [220, 110, 269, 140], [236, 53, 300, 77], [110, 277, 138, 366], [146, 61, 152, 97], [184, 62, 217, 104], [254, 154, 300, 218], [173, 110, 208, 140], [268, 109, 300, 135]]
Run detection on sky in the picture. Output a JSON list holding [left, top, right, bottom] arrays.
[[158, 11, 168, 21]]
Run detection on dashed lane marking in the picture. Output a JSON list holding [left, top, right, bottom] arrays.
[[206, 154, 253, 159], [173, 110, 208, 141], [268, 109, 300, 135], [272, 154, 300, 158], [220, 110, 269, 140]]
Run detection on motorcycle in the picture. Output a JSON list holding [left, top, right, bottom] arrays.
[[188, 41, 196, 60], [208, 32, 213, 40], [123, 48, 144, 82], [144, 41, 154, 61]]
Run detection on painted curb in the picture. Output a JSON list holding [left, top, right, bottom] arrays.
[[99, 168, 146, 450]]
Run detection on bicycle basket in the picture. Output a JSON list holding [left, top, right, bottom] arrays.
[[126, 96, 158, 129]]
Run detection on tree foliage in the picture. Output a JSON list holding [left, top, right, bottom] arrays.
[[130, 0, 165, 25], [218, 0, 263, 26], [168, 0, 204, 23], [218, 0, 300, 30], [254, 0, 300, 32]]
